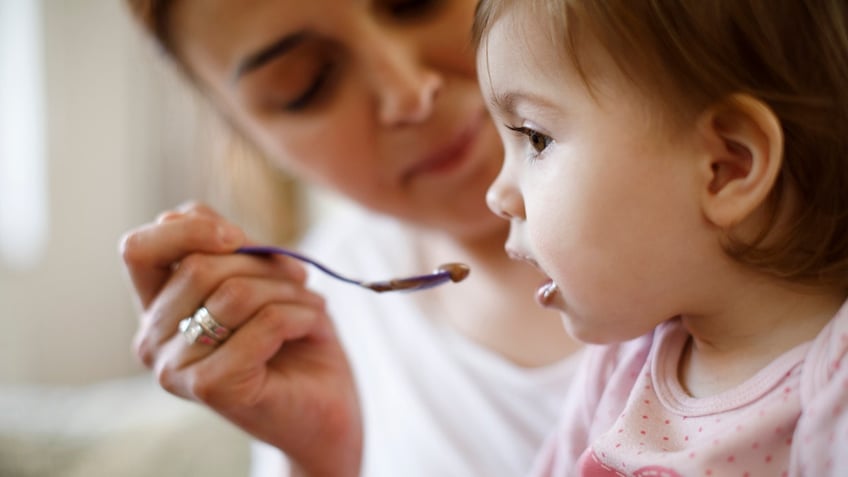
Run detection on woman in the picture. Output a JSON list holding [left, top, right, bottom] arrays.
[[121, 1, 582, 476]]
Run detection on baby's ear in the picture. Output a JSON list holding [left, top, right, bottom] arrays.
[[696, 94, 784, 228]]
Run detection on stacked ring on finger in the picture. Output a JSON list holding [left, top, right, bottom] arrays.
[[178, 306, 231, 346], [192, 306, 231, 341]]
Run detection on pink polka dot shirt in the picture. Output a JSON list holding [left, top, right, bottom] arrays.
[[530, 300, 848, 476]]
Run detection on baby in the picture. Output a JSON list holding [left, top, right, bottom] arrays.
[[474, 0, 848, 475]]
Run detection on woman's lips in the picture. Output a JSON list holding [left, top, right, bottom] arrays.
[[401, 111, 484, 183]]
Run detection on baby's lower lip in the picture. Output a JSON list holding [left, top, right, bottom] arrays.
[[535, 279, 558, 307]]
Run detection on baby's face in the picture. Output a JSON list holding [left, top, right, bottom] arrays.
[[478, 7, 715, 344]]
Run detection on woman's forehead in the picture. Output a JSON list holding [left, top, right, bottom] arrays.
[[173, 0, 437, 76]]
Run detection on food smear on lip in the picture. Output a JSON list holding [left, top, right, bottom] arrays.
[[536, 279, 558, 306]]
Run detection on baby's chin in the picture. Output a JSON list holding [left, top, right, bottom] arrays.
[[540, 286, 656, 344], [560, 315, 649, 346]]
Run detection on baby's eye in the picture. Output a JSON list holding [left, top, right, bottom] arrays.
[[506, 125, 553, 155], [526, 129, 552, 153]]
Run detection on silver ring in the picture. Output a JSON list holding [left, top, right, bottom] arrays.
[[178, 316, 210, 345], [192, 306, 231, 341]]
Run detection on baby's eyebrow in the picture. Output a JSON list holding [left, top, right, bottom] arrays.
[[488, 90, 515, 114], [489, 89, 559, 116]]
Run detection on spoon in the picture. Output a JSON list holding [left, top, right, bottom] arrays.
[[237, 245, 470, 293]]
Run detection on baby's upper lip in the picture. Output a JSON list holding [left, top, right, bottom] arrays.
[[505, 246, 542, 271]]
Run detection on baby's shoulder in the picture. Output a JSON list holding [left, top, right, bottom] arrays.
[[792, 351, 848, 475], [791, 306, 848, 475]]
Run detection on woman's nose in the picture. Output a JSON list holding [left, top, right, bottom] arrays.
[[486, 168, 525, 220], [362, 35, 442, 126], [379, 69, 441, 125]]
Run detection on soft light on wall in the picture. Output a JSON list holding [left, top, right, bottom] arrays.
[[0, 0, 48, 269]]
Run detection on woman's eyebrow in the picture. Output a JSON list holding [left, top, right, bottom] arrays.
[[232, 31, 309, 82]]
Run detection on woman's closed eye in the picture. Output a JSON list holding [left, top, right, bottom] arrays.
[[382, 0, 445, 20], [254, 0, 446, 113], [505, 125, 553, 158], [249, 40, 340, 113], [283, 62, 335, 112]]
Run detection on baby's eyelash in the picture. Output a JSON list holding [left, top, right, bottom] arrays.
[[504, 124, 553, 156], [505, 124, 530, 136]]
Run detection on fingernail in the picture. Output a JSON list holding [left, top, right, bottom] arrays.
[[217, 225, 242, 247]]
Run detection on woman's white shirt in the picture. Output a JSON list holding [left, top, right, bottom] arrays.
[[251, 205, 581, 477]]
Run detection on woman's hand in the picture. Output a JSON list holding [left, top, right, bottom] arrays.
[[119, 202, 362, 477]]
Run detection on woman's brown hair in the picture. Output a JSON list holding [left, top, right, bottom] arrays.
[[126, 0, 174, 54], [475, 0, 848, 291], [125, 0, 303, 244]]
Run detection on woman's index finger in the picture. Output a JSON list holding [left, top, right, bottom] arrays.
[[119, 216, 245, 308]]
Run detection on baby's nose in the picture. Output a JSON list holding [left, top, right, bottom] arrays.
[[486, 170, 525, 220]]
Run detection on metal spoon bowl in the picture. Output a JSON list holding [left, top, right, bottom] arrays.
[[237, 245, 470, 293]]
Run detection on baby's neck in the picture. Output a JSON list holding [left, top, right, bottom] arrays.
[[677, 279, 844, 397]]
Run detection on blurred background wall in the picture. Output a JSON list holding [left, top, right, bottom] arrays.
[[1, 0, 194, 385], [0, 1, 316, 475], [0, 0, 306, 386]]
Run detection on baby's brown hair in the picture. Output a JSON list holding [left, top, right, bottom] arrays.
[[474, 0, 848, 291]]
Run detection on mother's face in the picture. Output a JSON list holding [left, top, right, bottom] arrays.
[[170, 0, 505, 238]]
